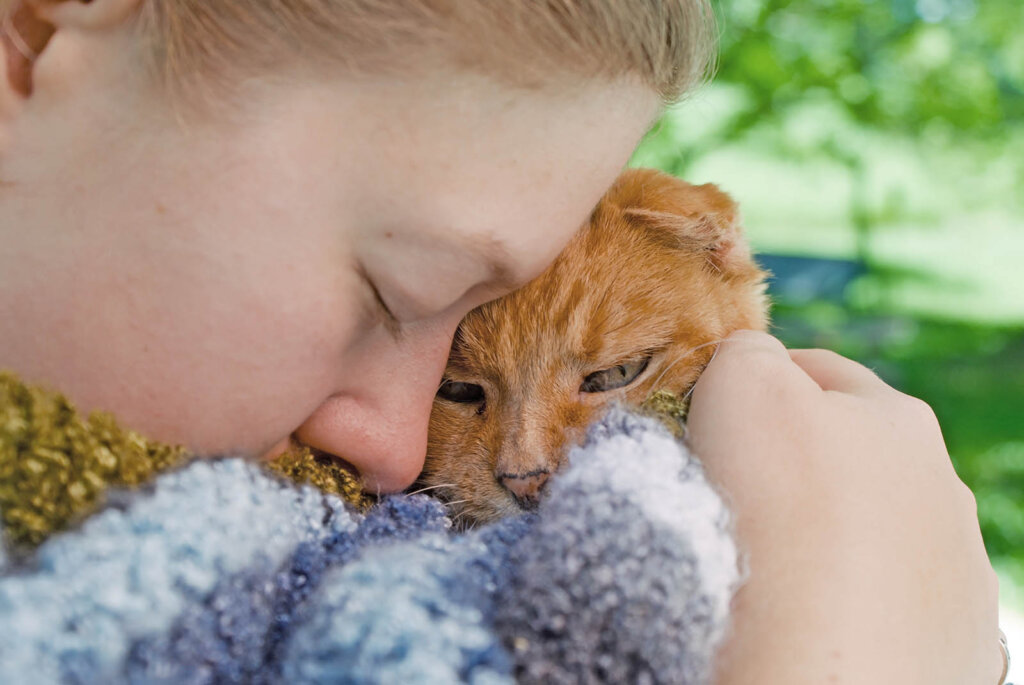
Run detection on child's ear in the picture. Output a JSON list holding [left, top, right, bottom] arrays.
[[0, 0, 140, 149], [0, 2, 51, 126], [605, 167, 752, 274], [32, 0, 141, 31]]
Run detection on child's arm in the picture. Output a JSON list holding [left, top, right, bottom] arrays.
[[688, 331, 1002, 685]]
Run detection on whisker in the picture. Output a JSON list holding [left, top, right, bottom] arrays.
[[684, 338, 726, 401], [650, 338, 725, 389], [450, 510, 474, 530], [406, 483, 456, 496]]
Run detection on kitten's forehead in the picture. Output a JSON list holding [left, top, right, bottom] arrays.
[[426, 169, 770, 528], [448, 168, 765, 386], [453, 210, 701, 373]]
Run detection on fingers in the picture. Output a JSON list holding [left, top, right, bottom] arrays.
[[700, 330, 818, 395], [689, 331, 824, 422], [787, 348, 891, 398], [714, 329, 788, 357], [707, 331, 894, 400]]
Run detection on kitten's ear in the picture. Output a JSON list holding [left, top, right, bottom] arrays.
[[605, 168, 752, 274]]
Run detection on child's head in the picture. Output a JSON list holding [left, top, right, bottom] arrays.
[[0, 0, 714, 492], [138, 0, 714, 105]]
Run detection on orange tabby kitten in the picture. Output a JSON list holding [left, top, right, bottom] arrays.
[[420, 168, 770, 525]]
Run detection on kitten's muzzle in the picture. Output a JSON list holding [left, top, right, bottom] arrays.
[[498, 469, 551, 509]]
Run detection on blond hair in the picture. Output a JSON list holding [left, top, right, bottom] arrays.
[[6, 1, 715, 102]]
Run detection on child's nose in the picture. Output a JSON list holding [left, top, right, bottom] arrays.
[[292, 322, 455, 493], [292, 394, 426, 492]]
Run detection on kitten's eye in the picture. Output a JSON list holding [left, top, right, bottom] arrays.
[[437, 380, 485, 403], [580, 357, 650, 393]]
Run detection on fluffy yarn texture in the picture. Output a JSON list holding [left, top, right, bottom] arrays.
[[0, 407, 740, 684]]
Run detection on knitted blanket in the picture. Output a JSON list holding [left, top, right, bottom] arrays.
[[0, 408, 741, 684]]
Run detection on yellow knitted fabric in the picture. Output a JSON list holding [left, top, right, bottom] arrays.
[[640, 389, 690, 439], [0, 373, 369, 552], [264, 445, 373, 511]]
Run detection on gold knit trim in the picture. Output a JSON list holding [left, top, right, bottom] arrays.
[[640, 389, 690, 439], [0, 373, 370, 552], [0, 372, 189, 549], [265, 445, 373, 511]]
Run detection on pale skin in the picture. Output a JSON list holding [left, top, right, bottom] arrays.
[[0, 0, 658, 492], [0, 0, 1001, 683], [689, 332, 1002, 684]]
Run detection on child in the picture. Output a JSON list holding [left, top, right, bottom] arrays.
[[0, 0, 1004, 682]]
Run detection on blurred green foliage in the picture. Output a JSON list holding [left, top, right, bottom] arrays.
[[716, 0, 1022, 137], [634, 0, 1023, 590], [643, 0, 1024, 168]]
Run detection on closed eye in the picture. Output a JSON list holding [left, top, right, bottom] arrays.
[[437, 380, 485, 404], [580, 357, 650, 393], [356, 263, 402, 339]]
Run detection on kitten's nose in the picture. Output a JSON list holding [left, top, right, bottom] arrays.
[[499, 470, 551, 507]]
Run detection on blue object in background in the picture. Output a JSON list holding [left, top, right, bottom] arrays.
[[757, 254, 867, 304]]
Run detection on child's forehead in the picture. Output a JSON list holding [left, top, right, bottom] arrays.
[[352, 81, 660, 235]]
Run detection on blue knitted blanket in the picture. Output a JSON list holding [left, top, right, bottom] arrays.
[[0, 409, 740, 684]]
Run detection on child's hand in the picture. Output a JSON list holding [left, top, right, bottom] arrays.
[[687, 331, 1002, 685]]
